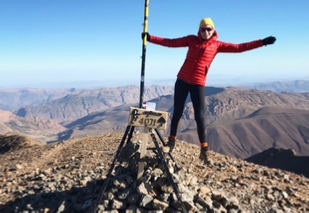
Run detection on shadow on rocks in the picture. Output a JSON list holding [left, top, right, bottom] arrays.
[[0, 179, 105, 213]]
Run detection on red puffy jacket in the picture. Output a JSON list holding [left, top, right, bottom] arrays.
[[149, 31, 263, 86]]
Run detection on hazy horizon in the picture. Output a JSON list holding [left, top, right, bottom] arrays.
[[1, 75, 309, 89]]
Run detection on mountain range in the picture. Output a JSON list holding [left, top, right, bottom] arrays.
[[239, 79, 309, 92], [1, 80, 309, 112], [1, 82, 309, 160], [11, 85, 174, 125]]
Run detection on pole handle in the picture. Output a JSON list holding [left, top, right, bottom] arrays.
[[142, 0, 149, 45]]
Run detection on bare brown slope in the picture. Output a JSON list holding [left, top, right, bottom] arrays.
[[197, 106, 309, 159], [16, 85, 174, 125], [0, 110, 66, 143], [58, 104, 133, 140]]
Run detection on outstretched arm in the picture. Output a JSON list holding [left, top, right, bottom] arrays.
[[142, 32, 190, 48], [217, 40, 263, 53], [217, 36, 276, 53]]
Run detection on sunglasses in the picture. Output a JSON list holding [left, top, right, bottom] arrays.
[[200, 27, 213, 32]]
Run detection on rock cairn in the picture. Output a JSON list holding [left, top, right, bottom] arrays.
[[94, 140, 244, 213]]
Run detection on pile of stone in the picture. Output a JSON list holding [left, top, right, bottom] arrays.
[[93, 141, 243, 213]]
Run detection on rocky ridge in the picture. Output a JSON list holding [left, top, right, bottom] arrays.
[[0, 134, 44, 154], [0, 133, 309, 212], [245, 147, 309, 178]]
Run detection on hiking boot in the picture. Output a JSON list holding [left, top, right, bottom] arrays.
[[167, 136, 176, 152], [199, 146, 210, 164]]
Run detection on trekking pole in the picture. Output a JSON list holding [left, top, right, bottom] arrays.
[[127, 0, 149, 142], [139, 0, 149, 108]]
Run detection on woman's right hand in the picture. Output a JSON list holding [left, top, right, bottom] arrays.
[[141, 32, 150, 41]]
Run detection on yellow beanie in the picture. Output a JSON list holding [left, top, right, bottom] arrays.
[[199, 18, 215, 29]]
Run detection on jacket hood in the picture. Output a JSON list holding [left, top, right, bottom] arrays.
[[197, 29, 218, 43]]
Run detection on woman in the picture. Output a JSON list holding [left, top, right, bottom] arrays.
[[142, 17, 276, 164]]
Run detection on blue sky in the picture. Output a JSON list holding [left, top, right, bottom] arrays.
[[1, 0, 309, 88]]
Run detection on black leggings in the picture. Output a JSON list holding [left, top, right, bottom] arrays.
[[170, 78, 206, 143]]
